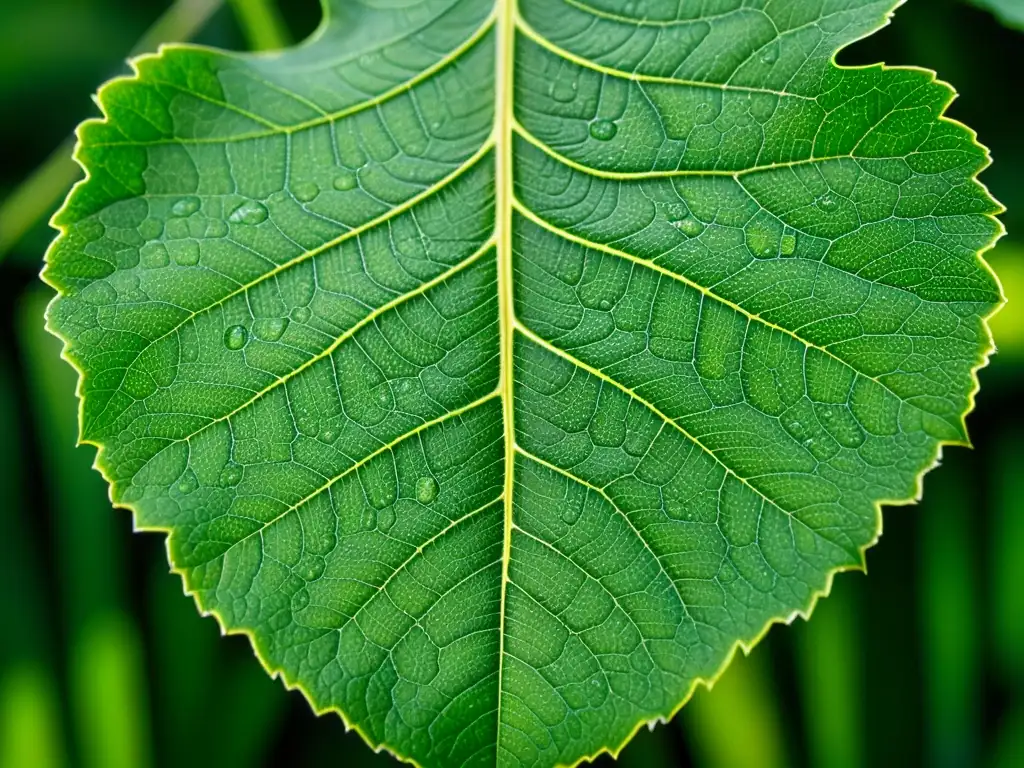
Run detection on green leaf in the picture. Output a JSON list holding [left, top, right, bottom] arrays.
[[967, 0, 1024, 30], [42, 1, 1003, 765]]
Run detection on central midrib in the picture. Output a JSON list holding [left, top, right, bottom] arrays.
[[493, 0, 517, 758]]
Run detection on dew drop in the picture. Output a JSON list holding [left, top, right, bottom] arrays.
[[671, 217, 704, 237], [292, 181, 320, 203], [333, 172, 357, 191], [561, 506, 581, 525], [171, 196, 200, 217], [224, 325, 249, 350], [291, 306, 312, 324], [760, 41, 780, 64], [377, 388, 391, 406], [377, 508, 396, 532], [803, 438, 814, 448], [815, 194, 839, 213], [177, 473, 198, 495], [598, 299, 613, 311], [320, 427, 339, 445], [253, 317, 289, 342], [746, 225, 777, 259], [549, 81, 577, 103], [220, 463, 243, 487], [589, 119, 618, 141], [304, 556, 326, 581], [780, 234, 797, 256], [292, 588, 311, 611], [416, 476, 439, 505], [228, 200, 268, 225], [174, 241, 201, 266]]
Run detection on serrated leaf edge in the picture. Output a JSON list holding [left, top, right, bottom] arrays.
[[39, 1, 1006, 766]]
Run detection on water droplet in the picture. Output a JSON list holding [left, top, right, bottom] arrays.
[[253, 317, 289, 342], [140, 243, 170, 269], [598, 299, 612, 311], [292, 181, 320, 203], [430, 119, 443, 131], [550, 81, 577, 103], [561, 506, 581, 525], [760, 41, 780, 64], [589, 119, 617, 141], [139, 218, 163, 240], [224, 325, 248, 350], [780, 234, 797, 256], [296, 409, 321, 437], [228, 200, 268, 225], [292, 588, 311, 611], [173, 242, 200, 267], [746, 225, 777, 258], [291, 306, 312, 324], [803, 438, 814, 448], [220, 464, 243, 487], [671, 217, 704, 237], [416, 476, 439, 504], [815, 194, 839, 213], [333, 172, 357, 191], [377, 508, 396, 532], [171, 197, 200, 217], [377, 388, 391, 406], [321, 427, 339, 445], [304, 556, 326, 581], [177, 473, 198, 495]]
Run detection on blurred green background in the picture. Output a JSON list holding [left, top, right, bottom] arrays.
[[0, 1, 1022, 766]]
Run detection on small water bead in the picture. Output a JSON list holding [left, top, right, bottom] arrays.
[[292, 588, 311, 611], [174, 241, 201, 266], [415, 476, 439, 505], [224, 325, 249, 350], [377, 508, 396, 532], [671, 217, 704, 237], [549, 81, 577, 103], [589, 119, 617, 141], [760, 41, 780, 64], [561, 506, 581, 525], [253, 317, 289, 342], [292, 181, 321, 203], [746, 225, 777, 258], [320, 427, 339, 445], [304, 556, 326, 581], [377, 388, 391, 406], [228, 200, 268, 225], [171, 196, 201, 217], [220, 464, 243, 487], [598, 299, 613, 311], [177, 473, 198, 495], [333, 172, 357, 191], [815, 194, 839, 213], [780, 234, 797, 256]]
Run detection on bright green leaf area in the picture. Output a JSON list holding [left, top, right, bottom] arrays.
[[43, 1, 1003, 766]]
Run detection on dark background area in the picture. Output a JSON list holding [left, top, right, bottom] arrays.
[[0, 1, 1022, 766]]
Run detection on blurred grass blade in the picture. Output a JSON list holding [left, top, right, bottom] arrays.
[[18, 288, 151, 768], [227, 0, 289, 51], [71, 614, 151, 768], [683, 648, 789, 768], [921, 463, 980, 768], [0, 665, 66, 768], [796, 579, 864, 768], [0, 0, 224, 263]]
